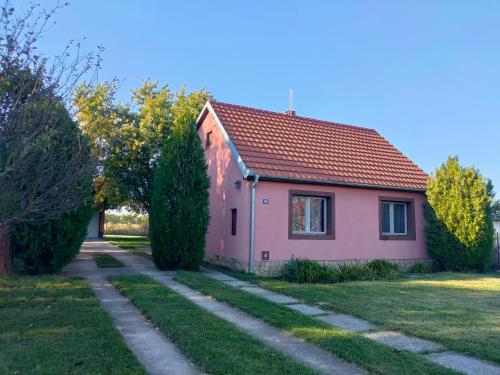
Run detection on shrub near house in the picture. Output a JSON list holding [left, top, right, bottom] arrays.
[[150, 114, 210, 270], [425, 157, 494, 271]]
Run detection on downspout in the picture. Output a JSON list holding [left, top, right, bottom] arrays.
[[249, 174, 259, 274]]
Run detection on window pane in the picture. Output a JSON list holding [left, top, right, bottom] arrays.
[[382, 202, 391, 233], [393, 203, 406, 234], [292, 197, 306, 232], [309, 198, 325, 233]]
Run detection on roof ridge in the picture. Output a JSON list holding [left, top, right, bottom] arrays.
[[210, 99, 377, 133]]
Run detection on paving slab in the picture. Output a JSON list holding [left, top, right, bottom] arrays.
[[239, 286, 299, 304], [287, 303, 327, 316], [221, 279, 252, 287], [317, 314, 376, 332], [63, 251, 201, 375], [425, 352, 500, 375], [86, 245, 365, 375], [200, 268, 238, 282], [151, 274, 366, 375], [260, 293, 300, 304], [363, 331, 442, 353]]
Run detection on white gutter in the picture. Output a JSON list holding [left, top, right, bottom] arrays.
[[248, 174, 259, 274]]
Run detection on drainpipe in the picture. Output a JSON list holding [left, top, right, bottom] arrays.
[[249, 174, 259, 274]]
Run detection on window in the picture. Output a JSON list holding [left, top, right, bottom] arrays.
[[292, 196, 327, 234], [231, 208, 237, 236], [379, 197, 416, 240], [288, 190, 334, 239], [206, 131, 213, 148], [381, 201, 407, 235]]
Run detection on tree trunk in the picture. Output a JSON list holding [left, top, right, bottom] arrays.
[[0, 227, 11, 276]]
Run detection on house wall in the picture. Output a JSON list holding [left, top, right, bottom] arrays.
[[252, 181, 429, 275], [198, 112, 251, 271], [86, 212, 100, 238], [198, 111, 429, 276]]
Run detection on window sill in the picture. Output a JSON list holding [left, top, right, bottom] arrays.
[[380, 234, 415, 241], [289, 233, 335, 240]]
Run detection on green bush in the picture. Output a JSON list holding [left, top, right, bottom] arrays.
[[365, 259, 401, 278], [407, 262, 430, 274], [281, 259, 401, 284], [281, 259, 299, 282], [10, 204, 93, 274], [425, 157, 494, 272], [150, 115, 210, 270]]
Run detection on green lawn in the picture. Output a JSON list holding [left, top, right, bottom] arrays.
[[110, 275, 317, 375], [104, 235, 150, 250], [175, 272, 457, 375], [0, 276, 145, 374], [94, 254, 125, 268], [214, 267, 500, 366]]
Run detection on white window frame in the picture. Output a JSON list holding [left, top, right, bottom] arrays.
[[292, 196, 327, 235], [382, 201, 408, 236]]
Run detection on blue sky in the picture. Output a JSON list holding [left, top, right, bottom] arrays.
[[20, 1, 500, 195]]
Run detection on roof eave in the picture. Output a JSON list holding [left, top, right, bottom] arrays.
[[246, 173, 426, 193], [196, 101, 251, 179]]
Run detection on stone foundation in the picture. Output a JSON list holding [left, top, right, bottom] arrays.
[[207, 255, 433, 277]]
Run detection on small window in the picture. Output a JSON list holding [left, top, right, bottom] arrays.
[[381, 201, 407, 235], [292, 196, 326, 235], [206, 131, 213, 148], [231, 208, 237, 236]]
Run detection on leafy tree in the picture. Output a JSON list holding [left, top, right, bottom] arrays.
[[0, 2, 98, 274], [75, 80, 210, 214], [425, 157, 494, 271], [10, 203, 93, 274], [150, 115, 210, 270]]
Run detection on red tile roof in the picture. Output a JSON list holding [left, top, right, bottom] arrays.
[[207, 100, 428, 191]]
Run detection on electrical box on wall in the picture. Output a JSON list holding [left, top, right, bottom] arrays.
[[261, 251, 269, 261], [262, 198, 269, 205]]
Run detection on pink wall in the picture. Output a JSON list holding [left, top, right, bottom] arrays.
[[198, 112, 250, 262], [254, 181, 428, 262]]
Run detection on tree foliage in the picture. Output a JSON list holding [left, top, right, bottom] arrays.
[[0, 2, 98, 230], [74, 80, 210, 213], [425, 156, 494, 271], [150, 115, 210, 270], [10, 203, 93, 274]]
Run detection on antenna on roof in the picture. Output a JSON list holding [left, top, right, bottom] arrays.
[[286, 89, 296, 116]]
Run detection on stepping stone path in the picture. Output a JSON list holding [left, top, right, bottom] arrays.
[[425, 352, 500, 375], [287, 303, 327, 316], [62, 245, 201, 375], [83, 244, 365, 375], [318, 314, 376, 332], [363, 331, 442, 353], [201, 268, 500, 375]]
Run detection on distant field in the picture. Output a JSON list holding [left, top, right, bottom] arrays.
[[104, 223, 148, 236]]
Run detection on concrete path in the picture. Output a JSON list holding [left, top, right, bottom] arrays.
[[201, 268, 500, 375], [62, 244, 201, 375], [97, 243, 365, 375]]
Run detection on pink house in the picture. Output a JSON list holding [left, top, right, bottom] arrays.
[[197, 100, 430, 276]]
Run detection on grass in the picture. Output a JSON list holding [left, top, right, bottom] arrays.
[[0, 276, 145, 374], [175, 272, 458, 375], [104, 235, 150, 249], [212, 266, 500, 366], [110, 275, 317, 375], [94, 254, 125, 268], [105, 223, 148, 236]]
